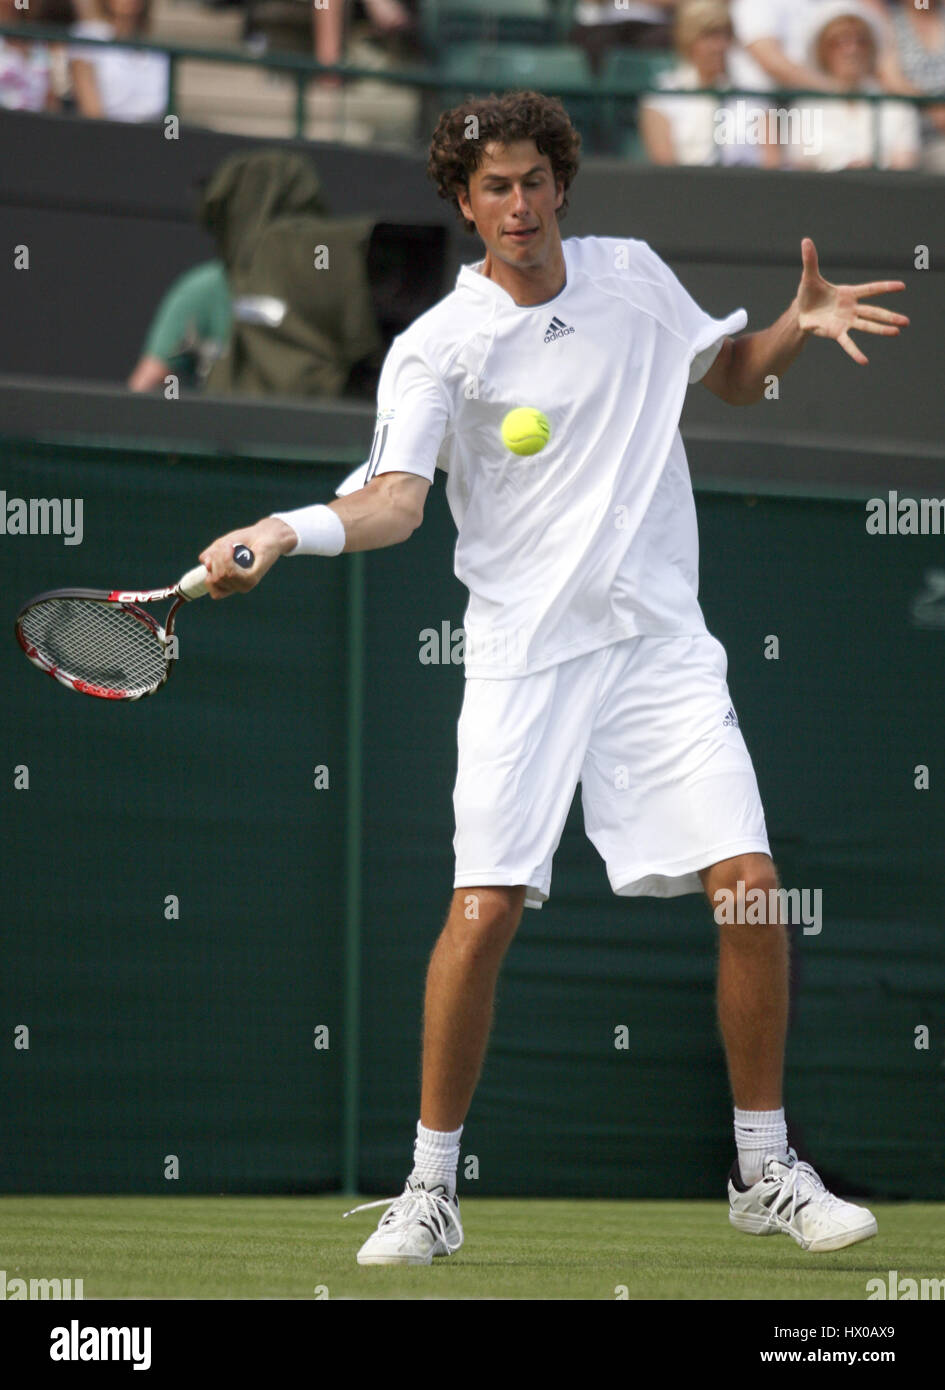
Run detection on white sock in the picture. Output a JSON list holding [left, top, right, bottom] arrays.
[[734, 1107, 789, 1186], [411, 1120, 463, 1198]]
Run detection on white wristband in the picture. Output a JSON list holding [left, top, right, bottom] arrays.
[[270, 504, 346, 556]]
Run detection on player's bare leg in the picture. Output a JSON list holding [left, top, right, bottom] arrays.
[[420, 885, 527, 1131], [700, 852, 787, 1111], [701, 851, 877, 1251], [349, 884, 525, 1264]]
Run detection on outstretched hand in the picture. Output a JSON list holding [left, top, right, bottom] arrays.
[[795, 237, 909, 365]]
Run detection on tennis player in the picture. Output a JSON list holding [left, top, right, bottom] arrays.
[[199, 92, 908, 1264]]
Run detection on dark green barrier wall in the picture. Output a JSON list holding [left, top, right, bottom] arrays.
[[1, 444, 349, 1192], [2, 443, 943, 1197]]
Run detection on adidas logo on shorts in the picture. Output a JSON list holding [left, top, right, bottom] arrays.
[[544, 316, 575, 342], [722, 706, 739, 728]]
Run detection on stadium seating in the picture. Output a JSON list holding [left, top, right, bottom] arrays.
[[420, 0, 568, 50], [442, 39, 589, 86], [439, 41, 600, 146], [600, 48, 677, 159]]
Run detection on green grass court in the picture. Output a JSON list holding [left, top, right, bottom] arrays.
[[2, 1197, 941, 1301]]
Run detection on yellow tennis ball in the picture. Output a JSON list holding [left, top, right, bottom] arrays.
[[501, 407, 551, 456]]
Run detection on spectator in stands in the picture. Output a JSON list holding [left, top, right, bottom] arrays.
[[69, 0, 169, 121], [785, 1, 920, 170], [571, 0, 678, 78], [888, 0, 945, 171], [242, 0, 415, 61], [311, 0, 418, 77], [0, 0, 59, 110], [640, 0, 779, 167], [728, 0, 911, 97], [128, 260, 231, 392]]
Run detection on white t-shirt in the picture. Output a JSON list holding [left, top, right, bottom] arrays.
[[69, 20, 168, 122], [338, 236, 746, 679]]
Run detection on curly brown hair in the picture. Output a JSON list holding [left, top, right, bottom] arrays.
[[427, 90, 582, 235]]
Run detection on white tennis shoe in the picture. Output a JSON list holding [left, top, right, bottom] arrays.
[[345, 1176, 464, 1266], [728, 1148, 878, 1252]]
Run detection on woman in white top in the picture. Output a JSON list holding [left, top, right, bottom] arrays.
[[787, 1, 920, 171], [0, 0, 58, 111], [69, 0, 168, 122], [729, 0, 912, 97], [640, 0, 779, 168]]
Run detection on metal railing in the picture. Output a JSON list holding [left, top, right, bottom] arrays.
[[2, 21, 943, 161]]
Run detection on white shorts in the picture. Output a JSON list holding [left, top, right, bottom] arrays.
[[453, 633, 771, 909]]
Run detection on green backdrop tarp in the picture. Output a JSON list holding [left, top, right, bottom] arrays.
[[2, 444, 943, 1197], [1, 444, 347, 1192]]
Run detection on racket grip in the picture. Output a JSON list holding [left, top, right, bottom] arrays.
[[178, 565, 209, 600], [179, 545, 253, 600]]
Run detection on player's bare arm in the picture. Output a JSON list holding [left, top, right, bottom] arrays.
[[199, 470, 431, 598], [702, 237, 909, 405]]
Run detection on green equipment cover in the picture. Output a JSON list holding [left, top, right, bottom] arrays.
[[200, 149, 383, 398]]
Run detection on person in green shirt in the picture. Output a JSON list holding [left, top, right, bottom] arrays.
[[128, 259, 231, 393]]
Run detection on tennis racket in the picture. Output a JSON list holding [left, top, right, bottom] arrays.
[[14, 543, 254, 702]]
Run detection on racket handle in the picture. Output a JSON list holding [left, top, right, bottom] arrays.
[[179, 545, 254, 601], [178, 565, 209, 600]]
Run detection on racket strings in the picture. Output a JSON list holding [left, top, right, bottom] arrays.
[[19, 598, 168, 694]]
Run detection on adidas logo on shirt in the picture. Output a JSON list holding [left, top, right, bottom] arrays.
[[543, 316, 575, 342], [722, 706, 739, 728]]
